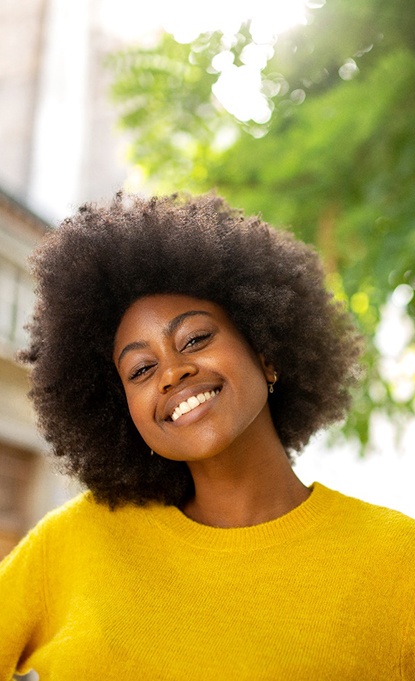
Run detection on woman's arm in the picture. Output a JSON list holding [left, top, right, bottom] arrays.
[[0, 523, 47, 680]]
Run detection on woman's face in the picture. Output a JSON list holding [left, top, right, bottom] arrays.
[[113, 294, 274, 462]]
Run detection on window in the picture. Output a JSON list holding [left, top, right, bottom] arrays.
[[0, 254, 34, 350], [0, 447, 33, 532], [0, 445, 35, 559]]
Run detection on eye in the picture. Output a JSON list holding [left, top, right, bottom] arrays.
[[128, 363, 156, 381], [182, 333, 212, 351]]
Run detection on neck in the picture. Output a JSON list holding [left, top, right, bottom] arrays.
[[182, 418, 309, 528]]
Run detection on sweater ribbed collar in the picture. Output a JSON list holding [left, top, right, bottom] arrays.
[[148, 482, 339, 552]]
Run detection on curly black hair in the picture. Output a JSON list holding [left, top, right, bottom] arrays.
[[20, 192, 361, 508]]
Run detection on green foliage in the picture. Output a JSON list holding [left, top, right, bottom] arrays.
[[107, 33, 236, 192], [108, 0, 415, 451]]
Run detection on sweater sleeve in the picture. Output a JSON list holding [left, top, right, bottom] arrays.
[[400, 573, 415, 678], [0, 522, 48, 680]]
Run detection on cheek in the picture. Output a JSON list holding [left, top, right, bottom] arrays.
[[228, 346, 267, 395], [213, 346, 269, 426], [238, 376, 269, 427], [124, 392, 154, 442]]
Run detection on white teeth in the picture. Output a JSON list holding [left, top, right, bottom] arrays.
[[178, 401, 191, 414], [170, 389, 220, 422]]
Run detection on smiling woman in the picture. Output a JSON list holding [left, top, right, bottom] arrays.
[[113, 295, 276, 469], [15, 192, 360, 508], [1, 192, 415, 680]]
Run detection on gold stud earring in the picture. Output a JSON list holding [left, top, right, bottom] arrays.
[[150, 449, 154, 456], [268, 371, 278, 394]]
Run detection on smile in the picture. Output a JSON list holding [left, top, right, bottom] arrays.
[[170, 389, 220, 422]]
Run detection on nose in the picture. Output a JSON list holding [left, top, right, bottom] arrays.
[[158, 356, 198, 393]]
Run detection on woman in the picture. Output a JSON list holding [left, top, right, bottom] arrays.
[[1, 192, 414, 679]]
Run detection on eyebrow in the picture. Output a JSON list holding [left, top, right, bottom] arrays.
[[116, 310, 213, 366]]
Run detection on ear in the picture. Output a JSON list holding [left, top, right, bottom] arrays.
[[259, 354, 277, 384]]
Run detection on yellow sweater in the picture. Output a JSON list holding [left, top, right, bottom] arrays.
[[1, 482, 415, 680]]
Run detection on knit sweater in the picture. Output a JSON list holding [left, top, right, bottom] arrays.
[[1, 482, 415, 680]]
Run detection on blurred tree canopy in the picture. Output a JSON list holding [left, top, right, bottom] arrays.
[[108, 0, 415, 450]]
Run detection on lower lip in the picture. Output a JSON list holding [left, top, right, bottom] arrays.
[[167, 391, 220, 427]]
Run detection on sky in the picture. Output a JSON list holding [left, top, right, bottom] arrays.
[[99, 0, 311, 45], [99, 0, 313, 123]]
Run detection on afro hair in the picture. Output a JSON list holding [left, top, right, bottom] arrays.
[[20, 192, 361, 508]]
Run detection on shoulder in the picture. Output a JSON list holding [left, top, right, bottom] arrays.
[[5, 492, 157, 561], [328, 483, 415, 528], [31, 491, 154, 535], [31, 490, 99, 534], [36, 493, 170, 554], [320, 482, 415, 560], [0, 492, 95, 565]]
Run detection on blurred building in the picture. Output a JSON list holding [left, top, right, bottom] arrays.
[[0, 0, 133, 558], [0, 188, 75, 559], [0, 0, 131, 223]]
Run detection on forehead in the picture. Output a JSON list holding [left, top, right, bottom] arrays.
[[123, 293, 225, 321], [114, 293, 232, 343]]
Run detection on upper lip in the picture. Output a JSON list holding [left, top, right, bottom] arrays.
[[160, 383, 222, 422]]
